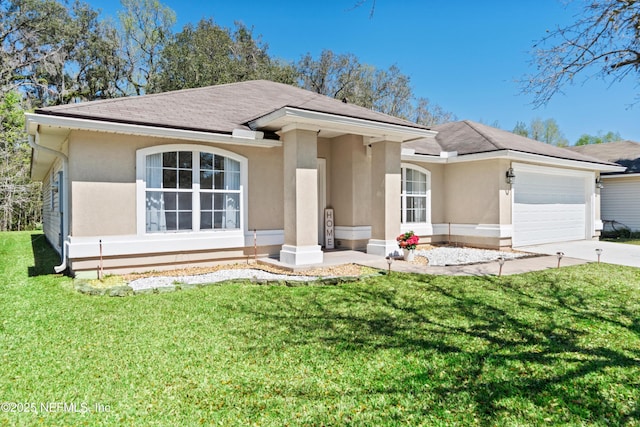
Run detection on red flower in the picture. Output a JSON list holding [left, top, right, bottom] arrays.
[[396, 231, 419, 250]]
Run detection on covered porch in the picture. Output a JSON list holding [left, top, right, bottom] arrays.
[[249, 106, 436, 266]]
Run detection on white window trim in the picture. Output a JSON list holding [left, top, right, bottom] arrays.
[[136, 144, 249, 245], [401, 163, 432, 232]]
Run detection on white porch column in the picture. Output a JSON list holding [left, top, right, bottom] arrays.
[[367, 140, 402, 257], [279, 125, 323, 265]]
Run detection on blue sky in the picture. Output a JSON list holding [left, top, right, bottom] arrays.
[[89, 0, 639, 144]]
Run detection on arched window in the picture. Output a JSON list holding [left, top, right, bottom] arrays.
[[401, 164, 430, 225], [137, 145, 246, 234]]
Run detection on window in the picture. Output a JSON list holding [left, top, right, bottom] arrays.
[[142, 147, 244, 234], [401, 165, 430, 224]]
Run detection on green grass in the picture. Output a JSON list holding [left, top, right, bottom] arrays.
[[1, 231, 640, 426], [601, 237, 640, 246]]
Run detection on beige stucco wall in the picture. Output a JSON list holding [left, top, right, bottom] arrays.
[[67, 131, 286, 237], [498, 159, 513, 227], [69, 132, 137, 236], [282, 128, 318, 247], [317, 137, 332, 210], [370, 140, 401, 240], [330, 135, 371, 227], [444, 159, 503, 225]]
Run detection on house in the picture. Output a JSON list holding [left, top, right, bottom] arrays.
[[567, 141, 640, 231], [27, 80, 623, 277]]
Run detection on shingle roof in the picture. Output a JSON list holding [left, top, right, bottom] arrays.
[[35, 80, 428, 135], [566, 141, 640, 173], [404, 120, 616, 165]]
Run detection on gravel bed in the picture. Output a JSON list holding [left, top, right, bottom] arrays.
[[129, 269, 317, 291], [417, 247, 527, 266], [127, 247, 527, 291]]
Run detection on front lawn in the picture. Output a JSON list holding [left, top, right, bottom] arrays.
[[1, 231, 639, 426], [601, 237, 640, 246]]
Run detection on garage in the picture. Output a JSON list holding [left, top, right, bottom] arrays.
[[512, 163, 591, 247]]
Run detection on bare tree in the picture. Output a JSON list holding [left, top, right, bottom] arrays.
[[297, 49, 455, 123], [523, 0, 640, 107], [412, 97, 457, 126], [119, 0, 176, 95], [512, 118, 569, 147]]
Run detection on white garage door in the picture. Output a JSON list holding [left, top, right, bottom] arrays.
[[512, 168, 589, 247]]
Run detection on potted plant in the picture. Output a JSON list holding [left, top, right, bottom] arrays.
[[397, 231, 419, 261]]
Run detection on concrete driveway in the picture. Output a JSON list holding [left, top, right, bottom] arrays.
[[518, 240, 640, 268]]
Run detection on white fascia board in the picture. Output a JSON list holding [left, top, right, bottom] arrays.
[[504, 151, 624, 172], [249, 106, 437, 142], [401, 154, 447, 163], [402, 148, 624, 172], [601, 173, 640, 179], [25, 113, 282, 148]]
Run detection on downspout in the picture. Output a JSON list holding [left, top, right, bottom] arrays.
[[28, 133, 70, 273]]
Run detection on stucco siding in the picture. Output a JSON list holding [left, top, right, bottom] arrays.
[[67, 131, 286, 236], [69, 132, 138, 236], [71, 182, 137, 236], [444, 160, 501, 225], [330, 135, 371, 228]]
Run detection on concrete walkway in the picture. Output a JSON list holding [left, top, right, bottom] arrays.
[[358, 254, 587, 276], [260, 250, 589, 276], [518, 240, 640, 268]]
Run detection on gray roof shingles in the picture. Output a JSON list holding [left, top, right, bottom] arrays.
[[35, 80, 428, 134], [405, 120, 616, 165], [567, 141, 640, 173], [34, 81, 622, 168]]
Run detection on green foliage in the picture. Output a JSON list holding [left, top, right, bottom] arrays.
[[512, 120, 529, 137], [0, 93, 41, 230], [1, 231, 639, 425], [512, 118, 569, 146], [297, 49, 455, 125], [0, 0, 458, 232], [154, 19, 296, 92], [118, 0, 176, 95], [575, 130, 623, 145]]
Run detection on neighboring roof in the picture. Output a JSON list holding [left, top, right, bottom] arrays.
[[34, 80, 429, 136], [404, 120, 618, 167], [566, 141, 640, 173]]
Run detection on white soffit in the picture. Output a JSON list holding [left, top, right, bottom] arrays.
[[25, 113, 282, 148], [249, 106, 437, 142]]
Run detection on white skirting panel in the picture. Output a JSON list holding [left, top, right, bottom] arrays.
[[400, 223, 433, 236], [279, 244, 323, 265], [334, 226, 372, 240], [68, 229, 285, 258], [433, 223, 513, 238], [367, 239, 400, 257]]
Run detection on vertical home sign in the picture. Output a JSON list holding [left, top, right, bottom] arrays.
[[325, 208, 335, 249]]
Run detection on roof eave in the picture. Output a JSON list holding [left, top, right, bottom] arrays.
[[402, 149, 625, 172], [249, 106, 437, 142], [25, 113, 282, 148], [601, 172, 640, 178]]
